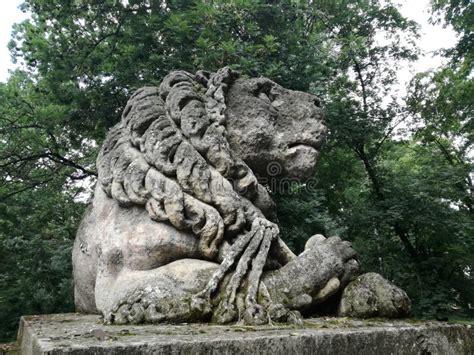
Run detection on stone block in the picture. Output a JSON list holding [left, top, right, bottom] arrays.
[[17, 313, 473, 354]]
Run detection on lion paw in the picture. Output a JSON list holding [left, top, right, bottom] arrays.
[[263, 234, 359, 311], [305, 235, 359, 287]]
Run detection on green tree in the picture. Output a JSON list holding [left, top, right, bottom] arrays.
[[0, 71, 90, 340], [430, 0, 473, 62]]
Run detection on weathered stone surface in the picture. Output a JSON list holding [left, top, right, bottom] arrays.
[[338, 272, 411, 318], [72, 67, 409, 325], [18, 314, 473, 355]]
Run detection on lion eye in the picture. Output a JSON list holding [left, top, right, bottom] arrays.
[[257, 92, 271, 103], [271, 99, 284, 109]]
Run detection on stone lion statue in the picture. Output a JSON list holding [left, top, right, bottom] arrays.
[[73, 68, 410, 325]]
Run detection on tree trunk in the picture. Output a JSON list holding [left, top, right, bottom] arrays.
[[355, 145, 419, 259]]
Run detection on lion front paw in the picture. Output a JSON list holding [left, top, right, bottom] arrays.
[[262, 234, 359, 311], [304, 234, 359, 290]]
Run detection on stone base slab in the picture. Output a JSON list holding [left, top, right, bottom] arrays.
[[17, 313, 473, 354]]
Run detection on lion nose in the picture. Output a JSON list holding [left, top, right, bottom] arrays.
[[312, 96, 321, 108], [301, 119, 327, 148]]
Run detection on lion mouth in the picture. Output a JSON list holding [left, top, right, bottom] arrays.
[[287, 142, 320, 152]]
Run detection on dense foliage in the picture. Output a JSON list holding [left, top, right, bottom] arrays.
[[0, 0, 472, 341]]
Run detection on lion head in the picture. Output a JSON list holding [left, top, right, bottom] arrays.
[[96, 68, 327, 261], [225, 76, 326, 181]]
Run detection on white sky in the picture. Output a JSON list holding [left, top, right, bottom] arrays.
[[0, 0, 458, 86], [0, 1, 28, 82], [397, 0, 457, 88]]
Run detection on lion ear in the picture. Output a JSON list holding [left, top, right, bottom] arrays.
[[209, 67, 239, 88], [196, 70, 211, 87]]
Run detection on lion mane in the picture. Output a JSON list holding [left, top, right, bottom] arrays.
[[97, 68, 276, 260]]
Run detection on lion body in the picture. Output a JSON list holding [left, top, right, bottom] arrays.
[[72, 68, 375, 324]]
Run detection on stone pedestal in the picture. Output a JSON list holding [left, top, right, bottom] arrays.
[[17, 313, 473, 354]]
